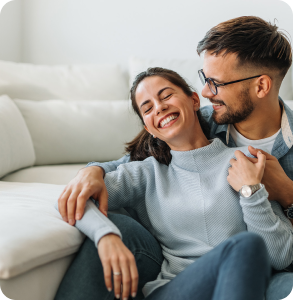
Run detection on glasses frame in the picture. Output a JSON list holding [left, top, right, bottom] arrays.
[[198, 69, 262, 95]]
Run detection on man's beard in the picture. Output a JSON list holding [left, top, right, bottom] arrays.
[[212, 87, 255, 125]]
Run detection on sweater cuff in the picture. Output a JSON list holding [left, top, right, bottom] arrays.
[[86, 162, 112, 175]]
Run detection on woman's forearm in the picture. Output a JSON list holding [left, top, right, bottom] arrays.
[[54, 199, 122, 247], [240, 186, 293, 270]]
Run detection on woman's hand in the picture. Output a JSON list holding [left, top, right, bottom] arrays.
[[98, 233, 139, 300], [227, 150, 266, 192], [58, 166, 109, 225]]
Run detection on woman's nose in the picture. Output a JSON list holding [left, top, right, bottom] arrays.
[[154, 101, 168, 115], [201, 82, 214, 99]]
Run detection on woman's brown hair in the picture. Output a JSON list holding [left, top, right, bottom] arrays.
[[125, 67, 210, 165]]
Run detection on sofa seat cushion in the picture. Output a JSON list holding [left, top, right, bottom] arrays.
[[1, 164, 85, 185], [0, 181, 85, 279]]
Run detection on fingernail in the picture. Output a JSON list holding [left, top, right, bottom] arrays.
[[107, 287, 112, 292], [63, 217, 68, 222], [123, 298, 128, 300], [258, 150, 262, 154], [116, 294, 120, 299], [69, 219, 74, 225], [132, 292, 137, 298], [76, 214, 81, 220]]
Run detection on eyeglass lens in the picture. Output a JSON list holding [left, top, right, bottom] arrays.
[[199, 71, 217, 95]]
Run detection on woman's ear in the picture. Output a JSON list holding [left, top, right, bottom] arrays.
[[144, 125, 156, 138], [191, 92, 200, 111]]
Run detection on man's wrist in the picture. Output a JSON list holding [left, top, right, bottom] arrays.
[[278, 178, 293, 208]]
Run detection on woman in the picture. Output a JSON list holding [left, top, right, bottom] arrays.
[[54, 68, 293, 300]]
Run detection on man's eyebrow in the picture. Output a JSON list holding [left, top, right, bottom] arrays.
[[139, 87, 175, 110]]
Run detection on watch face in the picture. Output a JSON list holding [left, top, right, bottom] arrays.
[[288, 208, 293, 219], [241, 186, 252, 197]]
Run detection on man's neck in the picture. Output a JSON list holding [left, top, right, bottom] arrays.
[[233, 98, 282, 140]]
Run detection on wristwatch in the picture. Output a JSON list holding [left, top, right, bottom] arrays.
[[239, 183, 263, 198], [284, 204, 293, 220]]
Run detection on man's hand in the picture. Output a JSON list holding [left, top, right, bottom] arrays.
[[247, 146, 293, 208], [227, 150, 266, 192], [98, 233, 138, 300], [58, 166, 109, 225]]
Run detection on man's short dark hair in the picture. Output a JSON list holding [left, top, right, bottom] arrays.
[[197, 16, 292, 79]]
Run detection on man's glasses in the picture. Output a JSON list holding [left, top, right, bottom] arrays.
[[198, 69, 262, 96]]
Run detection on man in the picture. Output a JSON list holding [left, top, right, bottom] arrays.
[[56, 16, 293, 300]]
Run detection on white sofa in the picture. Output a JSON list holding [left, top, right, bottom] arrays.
[[0, 59, 292, 300]]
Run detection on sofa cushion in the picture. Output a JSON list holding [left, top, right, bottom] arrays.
[[1, 164, 85, 184], [0, 181, 85, 279], [14, 99, 142, 165], [0, 95, 35, 179], [0, 60, 129, 100]]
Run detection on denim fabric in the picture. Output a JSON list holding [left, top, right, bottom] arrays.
[[145, 231, 271, 300], [54, 212, 163, 300], [266, 272, 293, 300]]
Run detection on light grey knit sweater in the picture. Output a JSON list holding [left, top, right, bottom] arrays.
[[54, 138, 293, 297]]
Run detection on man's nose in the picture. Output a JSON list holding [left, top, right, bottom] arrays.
[[201, 83, 214, 99]]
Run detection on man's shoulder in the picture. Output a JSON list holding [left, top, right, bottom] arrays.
[[200, 105, 214, 125]]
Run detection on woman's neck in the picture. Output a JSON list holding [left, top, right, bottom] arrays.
[[168, 126, 211, 152]]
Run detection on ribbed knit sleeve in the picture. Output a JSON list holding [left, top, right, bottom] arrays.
[[54, 158, 151, 248], [240, 186, 293, 270], [86, 154, 131, 174]]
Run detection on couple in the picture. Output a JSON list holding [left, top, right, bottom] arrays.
[[54, 16, 293, 300]]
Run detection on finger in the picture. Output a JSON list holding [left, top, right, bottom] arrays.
[[234, 150, 246, 160], [229, 158, 236, 166], [245, 156, 258, 163], [58, 188, 70, 222], [75, 191, 91, 220], [98, 186, 109, 217], [256, 150, 266, 169], [248, 146, 274, 160], [112, 260, 122, 299], [67, 189, 80, 225], [129, 259, 139, 298], [120, 257, 131, 300], [102, 259, 113, 293]]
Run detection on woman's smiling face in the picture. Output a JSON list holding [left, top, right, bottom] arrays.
[[135, 76, 200, 149]]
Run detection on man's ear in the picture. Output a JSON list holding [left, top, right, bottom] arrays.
[[255, 75, 272, 98], [192, 92, 200, 111]]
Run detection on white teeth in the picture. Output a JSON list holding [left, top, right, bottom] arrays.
[[160, 114, 178, 128]]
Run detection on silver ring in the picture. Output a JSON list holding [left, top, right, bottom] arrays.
[[113, 272, 121, 276]]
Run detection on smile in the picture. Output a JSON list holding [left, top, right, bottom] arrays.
[[159, 113, 179, 128]]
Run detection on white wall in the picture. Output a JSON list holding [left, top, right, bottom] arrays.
[[0, 0, 22, 62], [19, 0, 293, 69], [0, 0, 292, 68]]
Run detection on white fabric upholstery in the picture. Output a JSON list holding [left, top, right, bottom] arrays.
[[0, 95, 35, 179], [0, 254, 76, 300], [1, 164, 85, 184], [0, 181, 85, 279], [0, 60, 129, 100], [14, 99, 142, 165]]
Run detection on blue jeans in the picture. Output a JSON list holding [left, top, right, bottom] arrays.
[[54, 213, 271, 300]]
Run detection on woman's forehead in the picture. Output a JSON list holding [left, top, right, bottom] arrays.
[[136, 76, 176, 97]]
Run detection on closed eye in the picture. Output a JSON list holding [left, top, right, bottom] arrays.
[[164, 94, 172, 99], [144, 107, 152, 114]]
